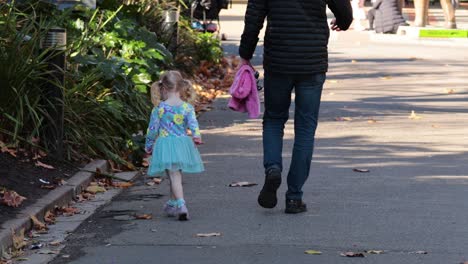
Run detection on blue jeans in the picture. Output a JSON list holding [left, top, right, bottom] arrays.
[[263, 71, 326, 200]]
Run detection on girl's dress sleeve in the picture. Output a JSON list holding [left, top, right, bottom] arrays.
[[186, 104, 201, 139], [145, 107, 160, 153]]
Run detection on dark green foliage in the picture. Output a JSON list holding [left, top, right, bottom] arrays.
[[0, 0, 223, 164]]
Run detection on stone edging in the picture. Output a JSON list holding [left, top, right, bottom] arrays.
[[0, 160, 109, 257]]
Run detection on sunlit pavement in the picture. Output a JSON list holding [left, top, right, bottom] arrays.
[[50, 4, 468, 264]]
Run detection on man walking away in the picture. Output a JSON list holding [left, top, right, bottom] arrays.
[[239, 0, 353, 214]]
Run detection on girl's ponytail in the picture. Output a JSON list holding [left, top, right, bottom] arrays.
[[179, 79, 197, 104], [150, 81, 162, 107]]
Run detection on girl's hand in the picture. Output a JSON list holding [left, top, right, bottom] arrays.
[[193, 137, 203, 145]]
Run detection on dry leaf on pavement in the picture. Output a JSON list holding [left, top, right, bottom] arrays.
[[49, 241, 61, 246], [445, 88, 455, 94], [335, 117, 352, 121], [38, 249, 59, 255], [112, 182, 133, 188], [228, 182, 258, 187], [44, 211, 56, 225], [408, 111, 422, 120], [35, 161, 55, 170], [340, 252, 365, 257], [57, 206, 80, 216], [85, 185, 106, 194], [409, 251, 427, 254], [40, 185, 56, 190], [353, 168, 370, 173], [196, 233, 222, 237], [304, 250, 322, 255], [30, 215, 47, 231], [351, 60, 357, 63], [380, 76, 392, 80], [365, 250, 384, 254], [368, 119, 377, 123], [327, 80, 339, 84], [135, 214, 153, 220], [1, 190, 26, 208], [153, 178, 163, 184], [12, 228, 27, 250]]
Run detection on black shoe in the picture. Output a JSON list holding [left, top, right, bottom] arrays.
[[285, 199, 307, 214], [257, 168, 282, 208]]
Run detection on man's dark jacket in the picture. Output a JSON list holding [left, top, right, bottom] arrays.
[[239, 0, 353, 74]]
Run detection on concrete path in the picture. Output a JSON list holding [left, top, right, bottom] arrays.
[[51, 5, 468, 264]]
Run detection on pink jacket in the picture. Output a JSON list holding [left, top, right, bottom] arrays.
[[228, 65, 260, 119]]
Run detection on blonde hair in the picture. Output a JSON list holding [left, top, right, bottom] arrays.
[[150, 70, 197, 106]]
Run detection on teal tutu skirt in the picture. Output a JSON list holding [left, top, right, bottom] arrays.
[[148, 136, 204, 176]]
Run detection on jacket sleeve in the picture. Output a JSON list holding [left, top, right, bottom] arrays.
[[239, 0, 267, 60], [328, 0, 353, 30]]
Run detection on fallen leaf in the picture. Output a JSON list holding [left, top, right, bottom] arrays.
[[146, 181, 155, 186], [49, 240, 61, 246], [365, 250, 384, 254], [353, 168, 370, 173], [38, 249, 59, 255], [431, 124, 440, 128], [12, 228, 26, 250], [380, 76, 392, 80], [35, 161, 55, 170], [408, 110, 422, 120], [327, 80, 339, 84], [445, 88, 455, 94], [409, 251, 427, 254], [153, 178, 163, 184], [57, 206, 80, 216], [40, 185, 56, 190], [196, 233, 221, 237], [112, 182, 133, 188], [340, 252, 365, 257], [228, 182, 258, 187], [335, 117, 352, 121], [351, 59, 357, 63], [85, 185, 106, 194], [1, 190, 26, 208], [30, 215, 47, 231], [62, 255, 70, 258], [304, 250, 322, 255], [135, 214, 153, 220], [108, 159, 123, 172], [44, 211, 56, 225], [368, 119, 377, 123]]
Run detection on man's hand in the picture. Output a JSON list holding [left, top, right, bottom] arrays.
[[193, 137, 203, 145], [241, 58, 254, 69], [330, 19, 342, 31]]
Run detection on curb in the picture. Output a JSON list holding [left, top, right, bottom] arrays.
[[0, 160, 109, 257]]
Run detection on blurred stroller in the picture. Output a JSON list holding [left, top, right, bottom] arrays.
[[190, 0, 231, 33]]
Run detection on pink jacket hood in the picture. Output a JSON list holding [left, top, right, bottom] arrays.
[[228, 65, 260, 119]]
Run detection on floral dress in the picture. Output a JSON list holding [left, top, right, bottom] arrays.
[[145, 101, 204, 176]]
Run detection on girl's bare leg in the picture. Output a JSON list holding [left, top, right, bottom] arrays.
[[168, 170, 184, 200]]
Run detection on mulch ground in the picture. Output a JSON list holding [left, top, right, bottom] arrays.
[[0, 153, 79, 227]]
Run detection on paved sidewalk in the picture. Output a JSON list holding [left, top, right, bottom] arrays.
[[51, 5, 468, 264]]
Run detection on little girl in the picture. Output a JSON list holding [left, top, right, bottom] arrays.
[[145, 70, 204, 221]]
